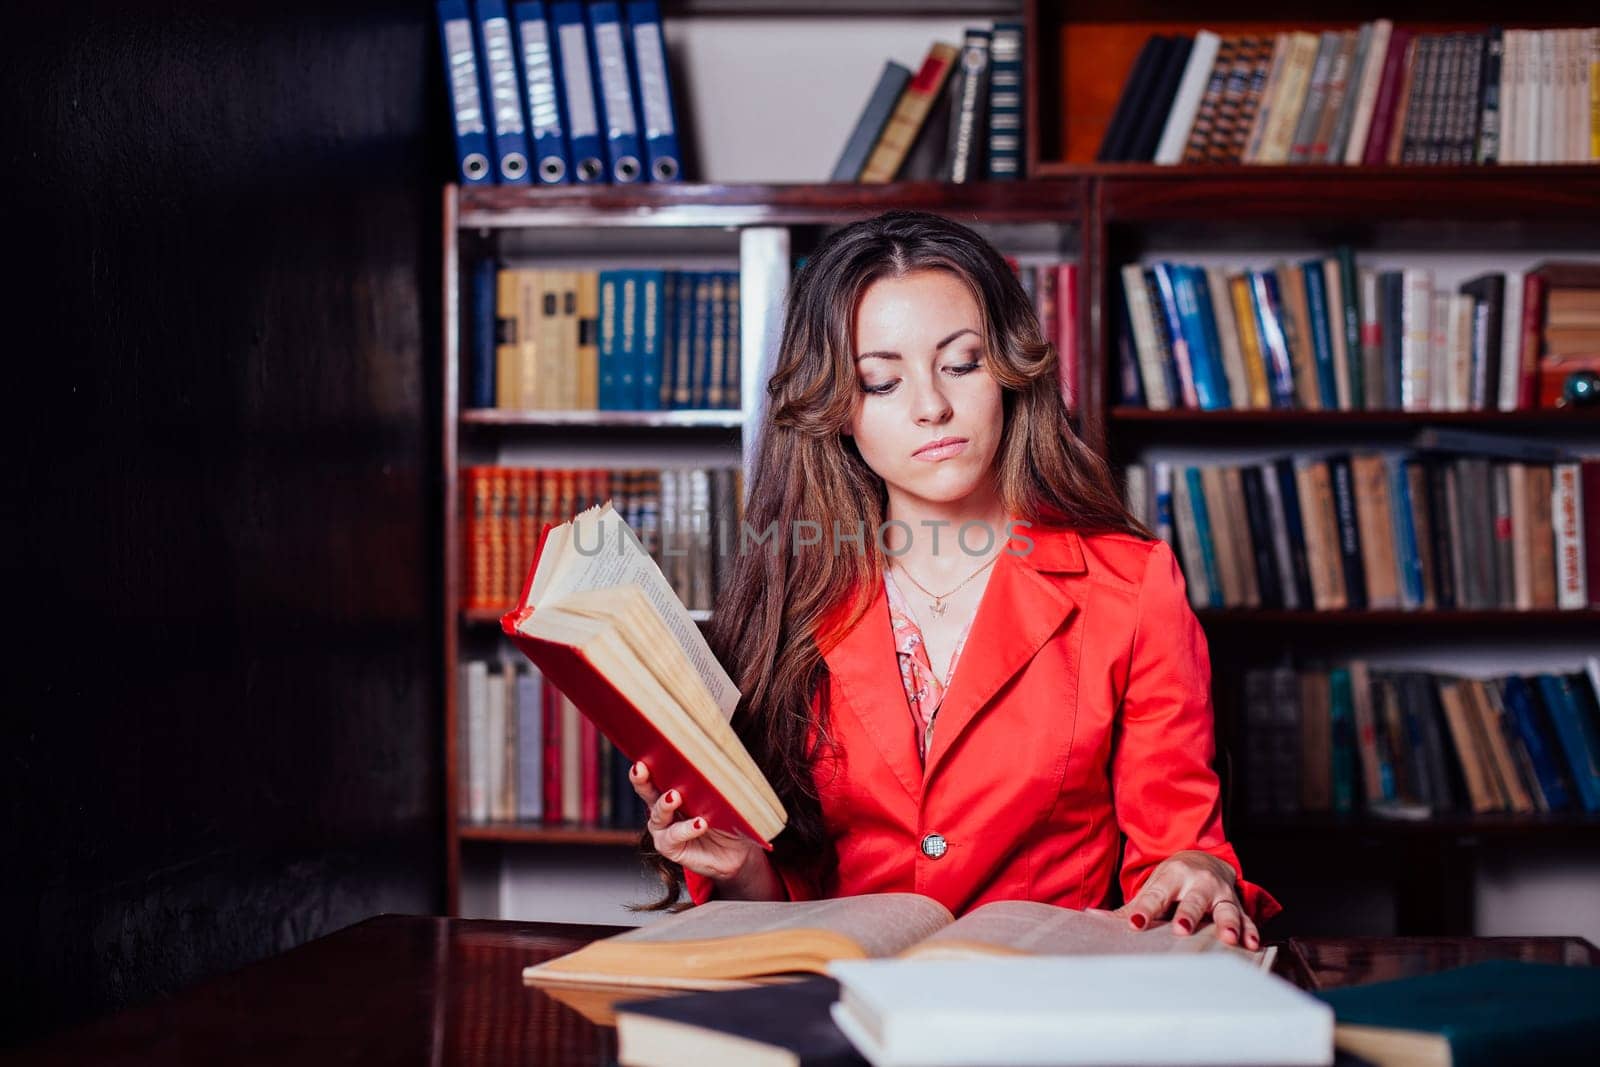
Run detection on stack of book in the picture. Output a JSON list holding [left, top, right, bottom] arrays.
[[1098, 23, 1600, 166], [459, 657, 648, 828], [462, 465, 743, 614], [1123, 434, 1597, 614], [832, 22, 1024, 183], [1241, 660, 1600, 820], [1117, 257, 1600, 412], [437, 0, 683, 186], [1009, 257, 1079, 410], [468, 264, 741, 411]]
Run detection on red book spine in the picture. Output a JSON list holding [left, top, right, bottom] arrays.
[[541, 674, 562, 823], [1518, 272, 1547, 410], [580, 717, 600, 825], [1583, 459, 1600, 609], [1057, 263, 1079, 412], [1363, 29, 1414, 166]]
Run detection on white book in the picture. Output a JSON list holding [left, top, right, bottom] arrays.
[[1155, 31, 1222, 164], [828, 955, 1334, 1067], [1123, 462, 1149, 527], [1400, 269, 1434, 411], [486, 667, 507, 823], [1121, 264, 1171, 410], [1553, 462, 1588, 609], [1343, 19, 1392, 164], [1500, 30, 1518, 164], [1448, 291, 1474, 412], [467, 660, 490, 823], [1537, 30, 1554, 163], [1499, 269, 1525, 410], [1429, 292, 1452, 411]]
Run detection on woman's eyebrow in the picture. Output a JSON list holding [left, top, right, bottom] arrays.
[[855, 327, 978, 363]]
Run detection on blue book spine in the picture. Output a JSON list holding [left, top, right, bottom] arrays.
[[635, 269, 665, 409], [670, 269, 693, 408], [438, 0, 494, 184], [1188, 266, 1233, 409], [1172, 266, 1225, 410], [986, 22, 1023, 179], [476, 0, 533, 183], [1275, 457, 1315, 610], [1330, 668, 1357, 813], [723, 270, 741, 410], [1380, 270, 1405, 409], [1184, 466, 1224, 608], [587, 1, 644, 183], [515, 665, 542, 820], [470, 258, 498, 408], [1390, 457, 1424, 609], [1154, 467, 1174, 548], [512, 2, 571, 183], [1537, 674, 1600, 812], [624, 0, 683, 182], [690, 272, 711, 409], [1248, 270, 1296, 409], [1301, 259, 1340, 409], [618, 270, 640, 409], [1501, 675, 1573, 811], [1150, 263, 1198, 409], [598, 270, 623, 409], [550, 1, 608, 182]]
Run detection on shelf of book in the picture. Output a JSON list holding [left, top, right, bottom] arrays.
[[459, 823, 640, 846], [1110, 408, 1600, 427], [461, 408, 745, 428], [1236, 813, 1600, 839]]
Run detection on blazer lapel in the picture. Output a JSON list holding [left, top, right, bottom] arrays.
[[922, 524, 1087, 782], [818, 577, 926, 802]]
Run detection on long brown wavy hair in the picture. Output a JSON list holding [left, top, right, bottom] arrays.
[[636, 210, 1151, 909]]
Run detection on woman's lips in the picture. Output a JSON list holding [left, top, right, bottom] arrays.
[[913, 437, 969, 461]]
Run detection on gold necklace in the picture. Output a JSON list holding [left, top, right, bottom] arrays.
[[893, 552, 999, 617]]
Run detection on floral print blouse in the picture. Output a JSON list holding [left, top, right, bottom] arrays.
[[884, 569, 976, 764]]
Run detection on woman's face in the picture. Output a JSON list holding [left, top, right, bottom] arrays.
[[848, 269, 1005, 515]]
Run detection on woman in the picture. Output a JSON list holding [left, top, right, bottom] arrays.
[[630, 210, 1281, 949]]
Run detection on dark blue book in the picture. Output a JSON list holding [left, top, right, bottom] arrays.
[[1273, 456, 1316, 609], [1248, 269, 1296, 408], [1327, 454, 1368, 610], [1316, 960, 1600, 1067], [470, 258, 499, 408], [1537, 673, 1600, 813], [1500, 674, 1573, 812], [1330, 667, 1357, 813], [1170, 264, 1228, 410], [1300, 259, 1340, 409], [1184, 466, 1224, 607], [1189, 266, 1233, 408], [1378, 270, 1405, 409], [635, 269, 667, 409]]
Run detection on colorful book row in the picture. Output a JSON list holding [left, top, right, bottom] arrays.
[[833, 22, 1024, 183], [469, 265, 741, 411], [459, 658, 650, 827], [461, 465, 744, 614], [437, 1, 682, 185], [1117, 257, 1600, 412], [1242, 659, 1600, 818], [1098, 22, 1600, 165], [1124, 432, 1599, 613]]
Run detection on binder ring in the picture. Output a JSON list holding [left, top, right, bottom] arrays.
[[577, 157, 604, 182], [540, 157, 567, 183], [614, 156, 642, 183], [464, 153, 490, 181], [652, 158, 679, 182], [502, 153, 528, 180]]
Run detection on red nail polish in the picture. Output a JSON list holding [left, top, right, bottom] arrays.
[[693, 818, 705, 830], [666, 790, 678, 805], [1131, 914, 1147, 929], [1177, 918, 1192, 933]]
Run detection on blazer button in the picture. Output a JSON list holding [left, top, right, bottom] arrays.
[[920, 832, 947, 859]]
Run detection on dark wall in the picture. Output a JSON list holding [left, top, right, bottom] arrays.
[[1, 2, 443, 1046]]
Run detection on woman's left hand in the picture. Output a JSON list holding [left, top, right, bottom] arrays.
[[1087, 850, 1260, 950]]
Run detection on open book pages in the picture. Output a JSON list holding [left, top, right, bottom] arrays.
[[522, 894, 1275, 994], [524, 501, 738, 719]]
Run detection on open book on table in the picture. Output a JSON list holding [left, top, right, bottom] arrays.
[[500, 501, 785, 845], [524, 893, 1278, 995]]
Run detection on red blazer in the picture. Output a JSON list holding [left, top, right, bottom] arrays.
[[687, 523, 1283, 924]]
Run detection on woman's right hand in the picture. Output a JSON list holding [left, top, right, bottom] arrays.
[[629, 761, 765, 885]]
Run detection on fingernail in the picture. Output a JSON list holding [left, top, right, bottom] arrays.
[[631, 762, 643, 778], [1177, 918, 1192, 933], [666, 790, 679, 805], [1130, 914, 1147, 930], [693, 818, 705, 830]]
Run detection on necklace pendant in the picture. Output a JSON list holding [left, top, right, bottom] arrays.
[[930, 599, 947, 616]]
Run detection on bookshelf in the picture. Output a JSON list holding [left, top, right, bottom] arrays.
[[440, 1, 1600, 930]]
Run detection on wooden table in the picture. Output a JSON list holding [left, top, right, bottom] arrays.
[[11, 914, 1597, 1065]]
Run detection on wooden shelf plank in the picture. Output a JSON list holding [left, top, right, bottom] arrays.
[[1110, 407, 1600, 428], [457, 179, 1084, 229], [462, 408, 745, 428], [1197, 609, 1600, 627], [459, 824, 638, 846], [1237, 814, 1600, 837]]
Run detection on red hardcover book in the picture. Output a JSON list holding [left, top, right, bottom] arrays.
[[501, 511, 785, 847], [1362, 28, 1414, 166], [1057, 263, 1079, 413], [1517, 272, 1547, 410], [580, 716, 600, 825]]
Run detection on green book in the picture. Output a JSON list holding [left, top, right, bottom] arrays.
[[1315, 959, 1600, 1067]]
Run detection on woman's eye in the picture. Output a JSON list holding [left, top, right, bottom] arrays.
[[945, 362, 981, 376], [860, 380, 898, 395]]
